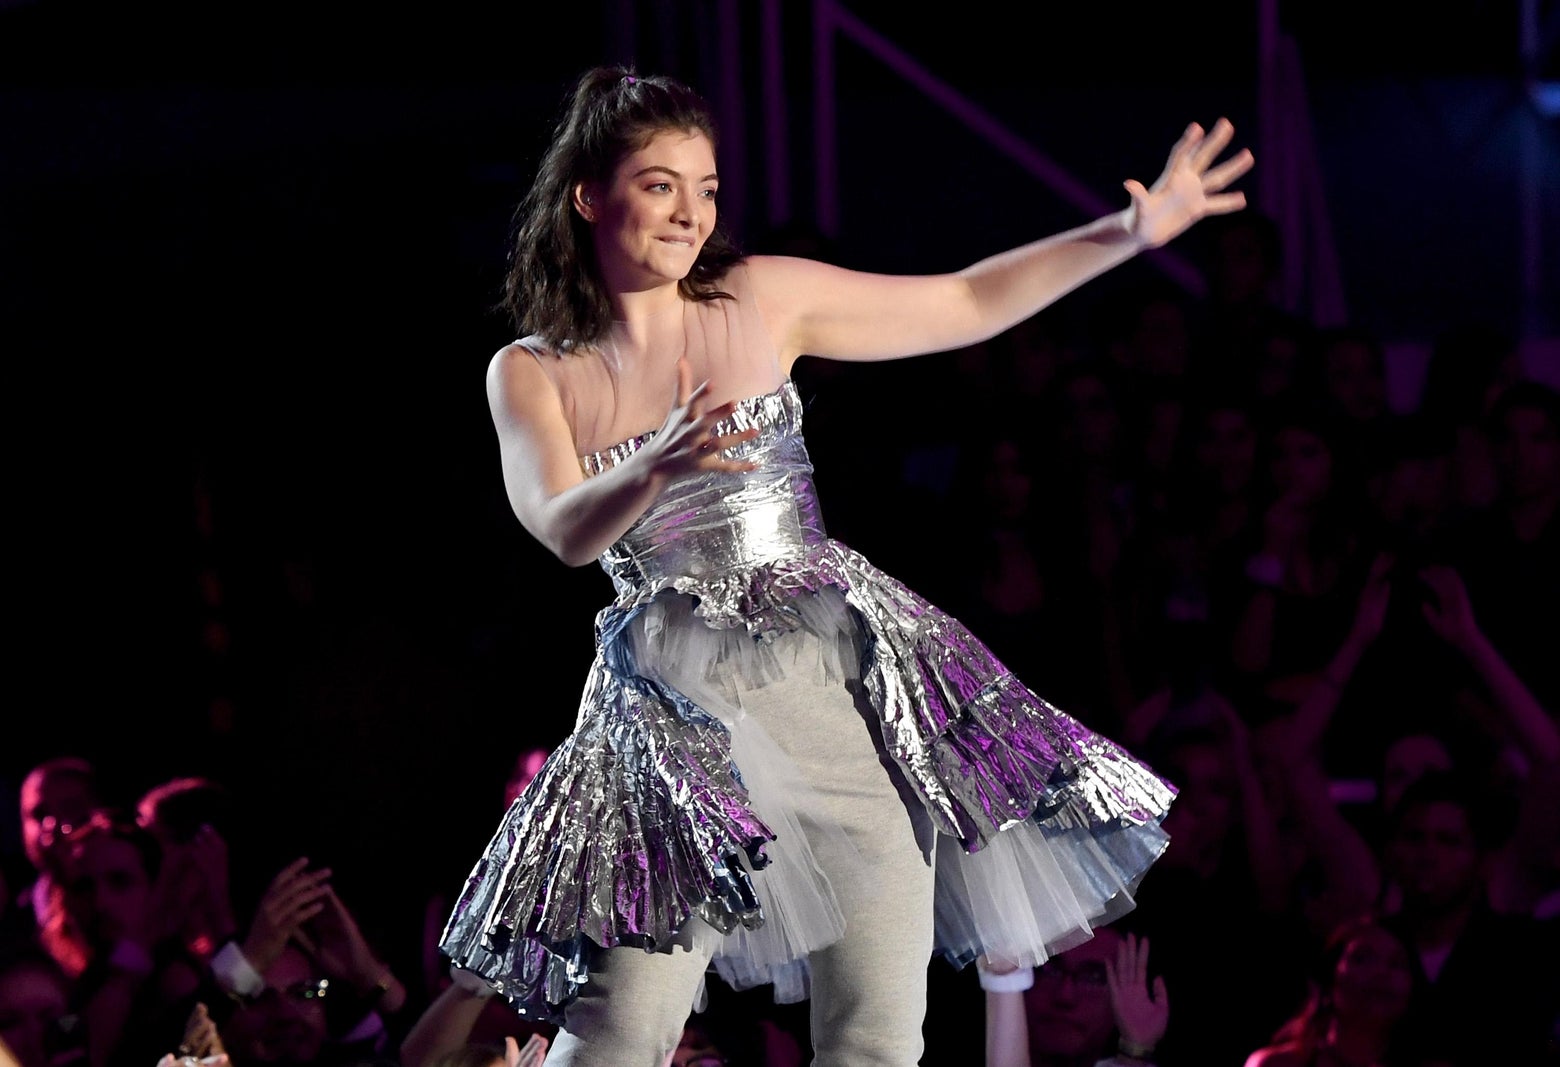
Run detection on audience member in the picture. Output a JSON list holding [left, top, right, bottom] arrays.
[[1241, 912, 1429, 1067], [10, 761, 102, 946], [1118, 713, 1311, 1066], [133, 779, 237, 967], [981, 926, 1168, 1067], [1377, 769, 1560, 1065], [1221, 397, 1371, 719], [0, 942, 82, 1067], [42, 810, 206, 1067], [1418, 322, 1525, 512], [207, 856, 408, 1063], [1439, 380, 1560, 712]]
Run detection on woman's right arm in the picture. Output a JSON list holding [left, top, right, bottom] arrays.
[[488, 348, 756, 566]]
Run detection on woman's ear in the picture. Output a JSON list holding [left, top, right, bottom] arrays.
[[573, 183, 597, 223]]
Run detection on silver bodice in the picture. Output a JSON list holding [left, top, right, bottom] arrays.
[[583, 380, 828, 604]]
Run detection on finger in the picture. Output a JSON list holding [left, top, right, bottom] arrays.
[[504, 1036, 521, 1067], [1202, 191, 1247, 215], [1122, 178, 1148, 206], [1202, 147, 1254, 191], [675, 357, 692, 407], [271, 857, 311, 887], [1167, 122, 1203, 171], [1190, 117, 1235, 170], [687, 378, 712, 418], [707, 427, 760, 452]]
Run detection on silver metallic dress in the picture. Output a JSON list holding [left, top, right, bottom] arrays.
[[439, 378, 1176, 1023]]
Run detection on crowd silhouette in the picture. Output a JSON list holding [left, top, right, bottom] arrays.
[[3, 208, 1556, 1067]]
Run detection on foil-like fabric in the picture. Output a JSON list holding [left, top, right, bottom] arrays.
[[439, 378, 1176, 1022]]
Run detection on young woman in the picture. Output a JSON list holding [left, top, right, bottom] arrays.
[[438, 65, 1254, 1066]]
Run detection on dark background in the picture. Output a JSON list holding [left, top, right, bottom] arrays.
[[3, 0, 1557, 1038]]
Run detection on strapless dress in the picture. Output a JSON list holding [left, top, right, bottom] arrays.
[[438, 378, 1176, 1022]]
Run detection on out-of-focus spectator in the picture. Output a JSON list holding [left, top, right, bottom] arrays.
[[1440, 380, 1560, 712], [1193, 209, 1315, 405], [134, 778, 237, 966], [1378, 769, 1560, 1065], [209, 859, 407, 1066], [1222, 397, 1371, 720], [44, 810, 206, 1067], [1120, 713, 1311, 1067], [1241, 912, 1428, 1067], [11, 760, 102, 945], [0, 941, 83, 1067], [1419, 322, 1525, 513], [980, 926, 1168, 1067]]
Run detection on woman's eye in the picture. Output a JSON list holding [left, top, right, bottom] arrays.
[[700, 188, 718, 199], [649, 182, 672, 192]]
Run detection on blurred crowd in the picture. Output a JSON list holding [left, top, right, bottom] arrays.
[[2, 210, 1557, 1067]]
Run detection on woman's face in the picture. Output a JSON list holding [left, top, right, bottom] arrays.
[[62, 834, 152, 947], [1270, 425, 1333, 504], [582, 128, 718, 294], [1331, 925, 1415, 1023]]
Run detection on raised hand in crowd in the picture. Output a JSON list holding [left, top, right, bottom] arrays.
[[979, 926, 1170, 1067], [223, 857, 332, 988], [1285, 551, 1394, 759], [1106, 933, 1169, 1065], [135, 778, 237, 965], [293, 885, 406, 1016], [151, 1002, 226, 1067], [1418, 563, 1559, 768]]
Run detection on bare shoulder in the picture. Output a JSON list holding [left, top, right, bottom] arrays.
[[487, 336, 565, 424], [489, 334, 551, 377]]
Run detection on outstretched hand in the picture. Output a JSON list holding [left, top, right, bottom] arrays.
[[645, 357, 761, 478], [1124, 118, 1253, 249]]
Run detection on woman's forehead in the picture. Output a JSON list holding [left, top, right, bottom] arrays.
[[614, 129, 716, 176]]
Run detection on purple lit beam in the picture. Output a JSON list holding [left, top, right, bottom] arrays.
[[812, 0, 1203, 295]]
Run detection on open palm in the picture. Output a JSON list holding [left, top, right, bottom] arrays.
[[1125, 118, 1254, 248]]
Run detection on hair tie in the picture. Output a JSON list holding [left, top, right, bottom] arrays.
[[623, 75, 636, 85]]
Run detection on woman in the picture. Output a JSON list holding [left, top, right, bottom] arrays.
[[1242, 913, 1428, 1067], [439, 65, 1253, 1065]]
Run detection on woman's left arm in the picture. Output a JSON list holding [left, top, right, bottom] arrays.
[[753, 119, 1251, 370]]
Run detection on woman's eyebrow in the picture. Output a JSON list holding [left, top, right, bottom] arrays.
[[631, 165, 719, 182]]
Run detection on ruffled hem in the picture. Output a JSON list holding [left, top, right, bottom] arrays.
[[440, 545, 1176, 1022]]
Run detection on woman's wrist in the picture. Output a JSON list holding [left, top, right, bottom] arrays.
[[1117, 1035, 1157, 1063], [977, 965, 1034, 993]]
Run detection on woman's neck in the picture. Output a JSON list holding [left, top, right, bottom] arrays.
[[608, 284, 685, 338]]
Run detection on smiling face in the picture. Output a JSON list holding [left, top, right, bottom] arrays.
[[578, 127, 718, 297]]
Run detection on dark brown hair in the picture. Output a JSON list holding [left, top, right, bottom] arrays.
[[500, 65, 743, 348]]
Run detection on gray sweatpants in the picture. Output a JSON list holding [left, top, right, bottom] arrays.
[[545, 629, 938, 1067]]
